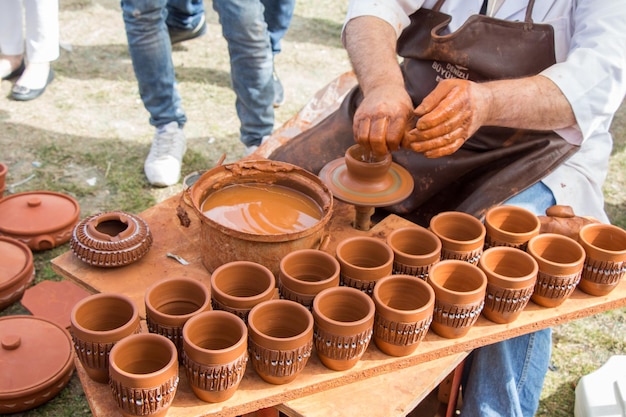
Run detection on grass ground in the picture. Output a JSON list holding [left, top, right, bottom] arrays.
[[1, 0, 625, 416]]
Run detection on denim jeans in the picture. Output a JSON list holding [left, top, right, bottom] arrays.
[[212, 0, 295, 147], [460, 181, 555, 417]]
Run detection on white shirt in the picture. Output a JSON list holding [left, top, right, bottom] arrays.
[[344, 0, 626, 222]]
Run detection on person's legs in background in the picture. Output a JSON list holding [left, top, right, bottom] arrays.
[[0, 1, 25, 80], [166, 0, 207, 44], [460, 181, 555, 417]]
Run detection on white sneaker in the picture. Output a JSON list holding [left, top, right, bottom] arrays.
[[144, 121, 186, 187]]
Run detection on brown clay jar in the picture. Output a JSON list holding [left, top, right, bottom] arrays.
[[182, 310, 247, 403], [109, 333, 179, 417], [335, 236, 394, 295], [372, 275, 435, 357], [484, 205, 541, 250], [527, 233, 585, 307], [312, 286, 375, 370], [70, 293, 141, 383], [247, 299, 314, 385], [210, 261, 276, 322], [478, 247, 538, 324], [427, 260, 487, 339], [577, 223, 626, 296], [429, 211, 486, 265], [386, 226, 441, 280], [278, 248, 340, 309], [145, 277, 211, 356]]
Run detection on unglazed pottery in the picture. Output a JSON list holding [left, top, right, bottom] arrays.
[[210, 261, 276, 322], [0, 191, 80, 250], [278, 249, 340, 309], [386, 226, 442, 280], [335, 236, 394, 295], [0, 236, 35, 310], [69, 293, 141, 383], [372, 275, 435, 357], [312, 286, 375, 370], [577, 223, 626, 296], [478, 247, 538, 324], [189, 159, 333, 278], [427, 260, 487, 339], [109, 333, 179, 417], [182, 310, 247, 403], [247, 299, 314, 384], [0, 162, 7, 199], [429, 211, 486, 265], [145, 277, 211, 355], [0, 316, 75, 413], [484, 205, 541, 250], [70, 211, 153, 267], [527, 233, 585, 307]]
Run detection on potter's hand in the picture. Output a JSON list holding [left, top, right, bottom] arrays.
[[405, 79, 487, 158], [353, 85, 415, 156]]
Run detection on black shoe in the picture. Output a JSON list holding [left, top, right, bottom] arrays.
[[11, 68, 54, 101], [273, 70, 285, 108], [2, 59, 25, 80], [168, 14, 207, 45]]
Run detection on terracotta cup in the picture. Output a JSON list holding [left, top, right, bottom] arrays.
[[247, 299, 314, 384], [70, 293, 141, 383], [577, 223, 626, 296], [429, 211, 486, 265], [427, 260, 487, 339], [527, 233, 586, 307], [210, 261, 276, 322], [311, 286, 375, 370], [278, 248, 340, 309], [144, 277, 211, 356], [372, 275, 435, 357], [478, 246, 538, 324], [484, 205, 541, 250], [335, 236, 394, 295], [0, 162, 7, 199], [386, 226, 442, 280], [182, 310, 248, 403], [109, 333, 179, 417]]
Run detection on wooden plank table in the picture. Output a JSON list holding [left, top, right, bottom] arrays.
[[51, 194, 626, 417]]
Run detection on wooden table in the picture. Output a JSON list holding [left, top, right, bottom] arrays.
[[51, 194, 626, 417]]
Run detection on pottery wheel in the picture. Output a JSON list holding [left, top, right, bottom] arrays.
[[318, 157, 414, 207]]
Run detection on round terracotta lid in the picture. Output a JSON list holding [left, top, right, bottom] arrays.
[[0, 237, 35, 310], [0, 315, 75, 413], [0, 191, 80, 250]]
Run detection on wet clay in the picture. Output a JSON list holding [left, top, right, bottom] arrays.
[[201, 183, 323, 235]]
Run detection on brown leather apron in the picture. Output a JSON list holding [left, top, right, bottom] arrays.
[[270, 0, 578, 226]]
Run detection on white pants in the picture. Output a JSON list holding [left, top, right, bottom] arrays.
[[0, 0, 59, 63]]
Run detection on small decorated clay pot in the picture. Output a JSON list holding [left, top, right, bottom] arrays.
[[247, 299, 314, 385], [210, 261, 276, 322], [109, 333, 179, 417], [577, 223, 626, 296], [70, 211, 153, 268], [427, 260, 487, 339], [145, 277, 211, 356], [0, 236, 35, 310], [484, 205, 541, 250], [278, 249, 340, 309], [182, 310, 247, 403], [429, 211, 486, 265], [386, 226, 441, 280], [372, 275, 434, 357], [69, 293, 141, 383], [335, 236, 394, 295], [312, 286, 375, 370], [527, 233, 585, 307], [478, 247, 538, 324]]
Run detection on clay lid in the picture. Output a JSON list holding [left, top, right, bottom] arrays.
[[0, 315, 74, 413], [0, 191, 80, 250], [0, 236, 35, 310]]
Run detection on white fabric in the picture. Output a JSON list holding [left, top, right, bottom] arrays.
[[0, 0, 60, 63], [343, 0, 626, 222]]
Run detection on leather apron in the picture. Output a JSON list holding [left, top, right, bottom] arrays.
[[269, 0, 578, 226]]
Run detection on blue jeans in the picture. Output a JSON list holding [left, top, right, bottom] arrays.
[[212, 0, 295, 147], [460, 182, 555, 417]]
